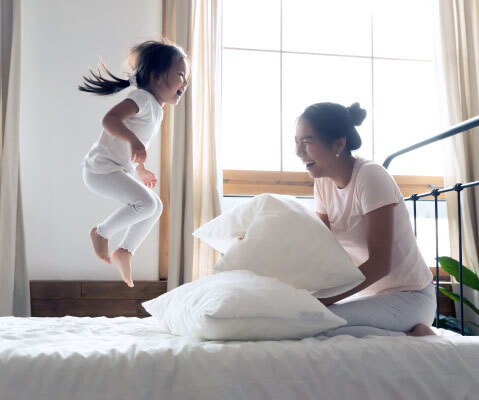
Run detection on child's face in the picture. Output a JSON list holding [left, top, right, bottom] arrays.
[[150, 58, 189, 106], [295, 119, 339, 179]]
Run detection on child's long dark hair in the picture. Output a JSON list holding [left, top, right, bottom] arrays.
[[79, 40, 187, 95]]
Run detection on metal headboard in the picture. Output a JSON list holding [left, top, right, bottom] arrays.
[[383, 115, 479, 335]]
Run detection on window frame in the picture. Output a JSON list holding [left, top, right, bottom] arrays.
[[221, 0, 437, 178], [223, 170, 444, 198]]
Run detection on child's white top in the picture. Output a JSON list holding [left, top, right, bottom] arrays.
[[83, 89, 163, 175], [314, 157, 433, 295]]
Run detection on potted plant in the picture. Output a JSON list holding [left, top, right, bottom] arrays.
[[434, 256, 479, 335]]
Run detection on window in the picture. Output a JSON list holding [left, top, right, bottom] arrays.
[[222, 0, 441, 185]]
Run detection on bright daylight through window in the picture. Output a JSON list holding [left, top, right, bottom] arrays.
[[222, 0, 441, 177]]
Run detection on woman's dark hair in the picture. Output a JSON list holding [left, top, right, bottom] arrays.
[[298, 102, 366, 152], [78, 40, 187, 95]]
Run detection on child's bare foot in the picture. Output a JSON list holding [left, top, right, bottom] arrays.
[[406, 323, 436, 337], [111, 248, 134, 287], [89, 227, 111, 264]]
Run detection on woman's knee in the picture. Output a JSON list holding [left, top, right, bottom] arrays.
[[420, 288, 437, 326]]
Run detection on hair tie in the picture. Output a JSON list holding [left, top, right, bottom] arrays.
[[129, 70, 138, 87]]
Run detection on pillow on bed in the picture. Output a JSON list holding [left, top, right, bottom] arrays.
[[142, 270, 346, 341], [193, 193, 364, 298]]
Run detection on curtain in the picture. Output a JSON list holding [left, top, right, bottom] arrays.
[[162, 0, 222, 291], [433, 0, 479, 333], [0, 0, 30, 316]]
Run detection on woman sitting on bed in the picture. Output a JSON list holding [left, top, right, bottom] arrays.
[[295, 101, 436, 337]]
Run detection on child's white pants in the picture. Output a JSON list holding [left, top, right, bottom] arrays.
[[83, 169, 162, 254]]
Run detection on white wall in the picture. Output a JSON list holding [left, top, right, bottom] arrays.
[[20, 0, 163, 280]]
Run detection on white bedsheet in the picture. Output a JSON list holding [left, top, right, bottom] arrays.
[[1, 316, 479, 400]]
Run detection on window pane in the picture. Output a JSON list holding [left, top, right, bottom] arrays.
[[283, 0, 372, 56], [373, 0, 434, 60], [408, 201, 450, 267], [373, 59, 440, 175], [222, 50, 281, 170], [282, 53, 373, 171], [223, 0, 280, 50]]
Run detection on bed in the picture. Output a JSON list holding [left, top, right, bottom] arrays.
[[3, 118, 479, 400], [1, 316, 479, 400]]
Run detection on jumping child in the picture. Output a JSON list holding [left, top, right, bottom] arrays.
[[80, 40, 189, 287]]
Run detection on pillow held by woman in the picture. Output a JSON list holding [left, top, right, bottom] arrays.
[[193, 193, 365, 298]]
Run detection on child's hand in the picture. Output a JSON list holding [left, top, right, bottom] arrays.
[[130, 137, 147, 163], [137, 168, 157, 188]]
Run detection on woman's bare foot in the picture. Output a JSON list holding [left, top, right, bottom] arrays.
[[89, 227, 111, 264], [406, 323, 436, 337], [111, 248, 134, 287]]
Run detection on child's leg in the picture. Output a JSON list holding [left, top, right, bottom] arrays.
[[83, 170, 162, 286], [84, 170, 159, 241], [89, 227, 111, 265], [324, 284, 436, 338], [118, 192, 163, 253], [111, 194, 162, 287]]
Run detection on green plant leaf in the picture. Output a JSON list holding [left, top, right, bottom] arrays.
[[438, 256, 479, 291], [439, 286, 479, 315], [433, 314, 474, 335]]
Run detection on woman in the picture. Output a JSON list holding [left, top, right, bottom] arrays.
[[295, 102, 435, 337]]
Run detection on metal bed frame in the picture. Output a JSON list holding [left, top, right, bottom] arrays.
[[383, 115, 479, 335]]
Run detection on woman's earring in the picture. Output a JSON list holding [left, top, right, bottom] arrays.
[[336, 153, 340, 158]]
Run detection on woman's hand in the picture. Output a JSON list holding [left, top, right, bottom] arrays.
[[318, 204, 396, 305], [130, 137, 147, 164], [137, 165, 157, 188]]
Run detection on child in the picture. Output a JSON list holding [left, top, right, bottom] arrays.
[[80, 40, 189, 287]]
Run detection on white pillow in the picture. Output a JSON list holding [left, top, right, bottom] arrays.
[[142, 270, 346, 341], [193, 193, 364, 298]]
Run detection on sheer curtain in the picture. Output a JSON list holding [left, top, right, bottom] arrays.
[[0, 0, 30, 316], [433, 0, 479, 333], [162, 0, 222, 290]]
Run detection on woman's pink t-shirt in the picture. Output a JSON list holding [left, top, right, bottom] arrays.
[[314, 157, 433, 295]]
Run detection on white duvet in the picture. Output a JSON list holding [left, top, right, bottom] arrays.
[[1, 316, 479, 400]]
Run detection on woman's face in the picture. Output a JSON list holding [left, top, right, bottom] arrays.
[[295, 118, 339, 179]]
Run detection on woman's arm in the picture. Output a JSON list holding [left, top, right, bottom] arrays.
[[319, 203, 395, 306], [102, 99, 146, 163], [317, 212, 331, 230]]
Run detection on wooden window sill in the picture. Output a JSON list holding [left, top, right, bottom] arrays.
[[223, 169, 445, 199]]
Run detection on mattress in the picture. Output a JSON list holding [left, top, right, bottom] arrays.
[[1, 316, 479, 400]]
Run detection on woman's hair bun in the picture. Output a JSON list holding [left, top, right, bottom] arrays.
[[347, 102, 367, 126]]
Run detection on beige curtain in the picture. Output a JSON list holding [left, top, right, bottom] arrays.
[[433, 0, 479, 333], [0, 0, 30, 316], [163, 0, 222, 291]]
